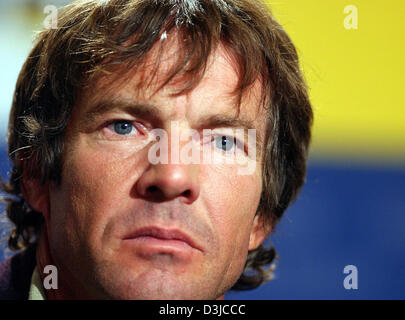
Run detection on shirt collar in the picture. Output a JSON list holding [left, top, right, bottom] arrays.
[[28, 266, 46, 300]]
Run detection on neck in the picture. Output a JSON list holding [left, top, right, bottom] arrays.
[[36, 227, 76, 300]]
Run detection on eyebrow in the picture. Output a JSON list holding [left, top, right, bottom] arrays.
[[198, 114, 255, 131], [83, 100, 165, 125], [83, 99, 264, 151]]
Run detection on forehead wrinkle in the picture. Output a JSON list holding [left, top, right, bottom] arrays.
[[75, 36, 267, 154], [119, 34, 243, 101]]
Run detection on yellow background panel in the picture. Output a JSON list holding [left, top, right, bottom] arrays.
[[267, 0, 405, 164]]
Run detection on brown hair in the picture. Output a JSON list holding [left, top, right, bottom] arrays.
[[1, 0, 312, 291]]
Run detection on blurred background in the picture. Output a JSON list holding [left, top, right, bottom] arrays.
[[0, 0, 404, 299]]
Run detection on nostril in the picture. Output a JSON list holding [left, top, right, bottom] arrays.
[[146, 186, 159, 195], [182, 190, 191, 198]]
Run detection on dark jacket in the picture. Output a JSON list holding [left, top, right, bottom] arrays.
[[0, 245, 37, 300]]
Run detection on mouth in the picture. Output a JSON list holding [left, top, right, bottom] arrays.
[[123, 227, 202, 253]]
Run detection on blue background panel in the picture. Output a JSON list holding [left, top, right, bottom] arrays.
[[1, 148, 404, 299]]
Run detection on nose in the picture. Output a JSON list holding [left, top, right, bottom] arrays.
[[135, 162, 200, 204]]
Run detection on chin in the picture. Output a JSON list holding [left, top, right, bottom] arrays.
[[97, 267, 220, 300]]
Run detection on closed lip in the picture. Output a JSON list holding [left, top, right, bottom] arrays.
[[123, 227, 202, 252]]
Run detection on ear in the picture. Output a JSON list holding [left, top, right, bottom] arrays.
[[21, 175, 51, 222], [248, 213, 272, 251]]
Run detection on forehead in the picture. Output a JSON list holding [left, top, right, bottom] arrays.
[[78, 38, 268, 133]]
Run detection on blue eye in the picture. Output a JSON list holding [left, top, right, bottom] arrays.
[[113, 121, 133, 135], [214, 135, 235, 151]]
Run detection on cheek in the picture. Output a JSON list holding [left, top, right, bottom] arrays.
[[197, 164, 262, 289], [51, 139, 147, 248], [201, 163, 262, 255]]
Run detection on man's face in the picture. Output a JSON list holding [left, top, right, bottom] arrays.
[[43, 43, 268, 299]]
